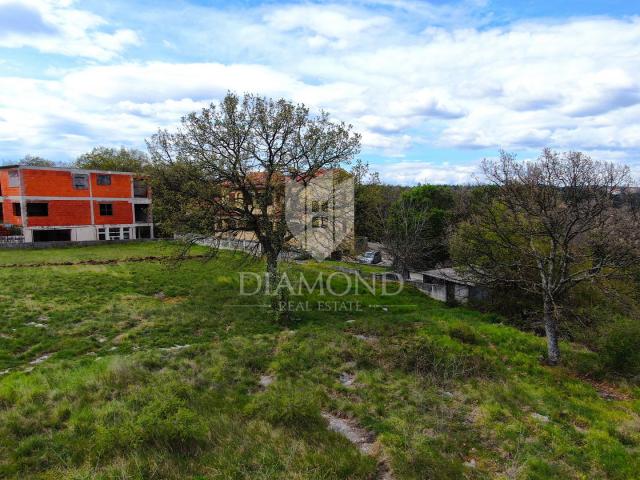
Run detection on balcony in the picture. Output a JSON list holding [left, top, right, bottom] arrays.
[[133, 179, 149, 198]]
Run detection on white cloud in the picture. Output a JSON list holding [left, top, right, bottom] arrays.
[[0, 0, 139, 60], [377, 160, 480, 185], [264, 4, 390, 49], [1, 2, 640, 183]]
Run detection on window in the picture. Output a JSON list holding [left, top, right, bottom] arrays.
[[134, 204, 149, 223], [256, 192, 272, 206], [12, 203, 21, 216], [33, 229, 70, 242], [99, 203, 113, 216], [26, 203, 48, 217], [8, 170, 19, 188], [312, 200, 329, 212], [133, 179, 148, 198], [73, 174, 89, 189], [312, 215, 328, 229], [99, 227, 125, 241], [97, 174, 111, 186]]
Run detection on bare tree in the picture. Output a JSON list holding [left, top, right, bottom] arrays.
[[19, 155, 56, 167], [147, 92, 360, 321], [383, 196, 431, 279], [451, 149, 639, 364]]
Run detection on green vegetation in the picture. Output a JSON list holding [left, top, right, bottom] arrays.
[[0, 242, 206, 266], [596, 318, 640, 378], [74, 146, 150, 173], [1, 243, 639, 479]]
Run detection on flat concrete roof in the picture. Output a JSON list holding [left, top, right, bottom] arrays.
[[419, 268, 477, 286]]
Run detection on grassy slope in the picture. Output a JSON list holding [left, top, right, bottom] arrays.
[[0, 242, 207, 266], [0, 243, 638, 479]]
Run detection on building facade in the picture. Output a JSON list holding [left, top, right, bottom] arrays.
[[420, 268, 489, 304], [0, 165, 153, 243]]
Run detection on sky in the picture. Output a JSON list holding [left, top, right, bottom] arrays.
[[0, 0, 639, 184]]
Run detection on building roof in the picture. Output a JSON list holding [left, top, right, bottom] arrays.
[[420, 268, 478, 286], [0, 165, 144, 176]]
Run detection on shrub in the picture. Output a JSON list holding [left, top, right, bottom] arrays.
[[597, 318, 640, 378], [448, 323, 481, 345], [380, 336, 493, 383], [136, 396, 209, 455], [246, 381, 325, 431], [100, 357, 147, 390]]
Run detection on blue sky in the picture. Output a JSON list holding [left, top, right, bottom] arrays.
[[0, 0, 639, 184]]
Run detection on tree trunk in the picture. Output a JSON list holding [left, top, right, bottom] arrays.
[[266, 250, 289, 324], [402, 264, 410, 280], [543, 296, 560, 365]]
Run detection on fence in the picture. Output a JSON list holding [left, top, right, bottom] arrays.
[[196, 237, 262, 255], [0, 236, 25, 245]]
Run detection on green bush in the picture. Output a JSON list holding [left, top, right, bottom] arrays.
[[381, 336, 494, 383], [246, 381, 325, 431], [448, 323, 481, 345], [137, 399, 209, 454], [100, 357, 147, 390], [597, 318, 640, 378]]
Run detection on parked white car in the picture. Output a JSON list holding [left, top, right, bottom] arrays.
[[357, 250, 382, 264]]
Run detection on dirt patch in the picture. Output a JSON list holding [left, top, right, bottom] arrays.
[[322, 412, 394, 479], [576, 375, 632, 401], [259, 374, 274, 388], [351, 333, 378, 343], [24, 322, 47, 329], [29, 353, 52, 365], [340, 372, 356, 388], [592, 381, 631, 401], [154, 293, 186, 304], [160, 344, 190, 352], [112, 333, 128, 345]]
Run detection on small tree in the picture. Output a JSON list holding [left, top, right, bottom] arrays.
[[451, 149, 639, 364], [354, 183, 404, 242], [75, 147, 149, 172], [383, 196, 430, 279], [382, 185, 455, 279], [19, 155, 56, 167], [147, 92, 360, 321]]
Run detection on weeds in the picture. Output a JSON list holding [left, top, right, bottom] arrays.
[[0, 243, 638, 479], [378, 335, 494, 383]]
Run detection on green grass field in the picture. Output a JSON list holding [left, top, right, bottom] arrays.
[[0, 242, 638, 479]]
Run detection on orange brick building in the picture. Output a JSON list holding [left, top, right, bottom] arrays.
[[0, 165, 153, 242]]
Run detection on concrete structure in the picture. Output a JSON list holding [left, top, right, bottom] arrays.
[[0, 165, 152, 243], [420, 268, 489, 304]]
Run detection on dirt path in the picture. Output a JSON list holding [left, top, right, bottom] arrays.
[[322, 412, 394, 479]]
